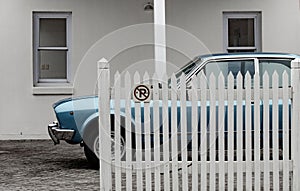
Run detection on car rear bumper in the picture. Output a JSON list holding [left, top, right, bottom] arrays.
[[48, 121, 75, 145]]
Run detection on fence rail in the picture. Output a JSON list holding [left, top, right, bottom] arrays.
[[110, 88, 293, 101], [98, 58, 300, 190]]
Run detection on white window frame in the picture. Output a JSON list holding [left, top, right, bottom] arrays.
[[33, 12, 72, 86], [223, 12, 261, 53]]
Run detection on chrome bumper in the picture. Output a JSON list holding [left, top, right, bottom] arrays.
[[48, 121, 75, 145]]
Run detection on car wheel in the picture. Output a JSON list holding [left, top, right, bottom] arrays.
[[84, 142, 99, 169], [83, 129, 126, 169]]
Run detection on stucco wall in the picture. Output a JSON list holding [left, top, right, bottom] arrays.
[[0, 0, 299, 139], [0, 0, 153, 139], [166, 0, 300, 66]]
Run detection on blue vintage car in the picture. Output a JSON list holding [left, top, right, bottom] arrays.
[[48, 52, 299, 168]]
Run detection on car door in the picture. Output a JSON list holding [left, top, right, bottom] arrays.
[[183, 58, 256, 152], [257, 58, 292, 153]]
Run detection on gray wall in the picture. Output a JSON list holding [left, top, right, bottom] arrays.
[[0, 0, 153, 139], [0, 0, 300, 139], [166, 0, 300, 66]]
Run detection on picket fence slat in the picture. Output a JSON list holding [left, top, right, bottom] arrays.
[[227, 73, 234, 190], [236, 73, 243, 191], [124, 72, 133, 191], [114, 72, 122, 190], [153, 73, 161, 191], [218, 73, 225, 191], [282, 71, 290, 189], [272, 72, 280, 190], [171, 74, 179, 191], [209, 74, 216, 191], [254, 73, 261, 191], [133, 72, 143, 190], [180, 74, 188, 190], [191, 76, 198, 190], [263, 72, 270, 191], [98, 66, 294, 190], [162, 74, 170, 191], [200, 73, 207, 191], [245, 72, 252, 190], [143, 72, 152, 191]]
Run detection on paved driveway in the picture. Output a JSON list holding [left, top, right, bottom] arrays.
[[0, 140, 99, 191]]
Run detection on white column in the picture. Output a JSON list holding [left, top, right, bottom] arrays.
[[154, 0, 166, 80]]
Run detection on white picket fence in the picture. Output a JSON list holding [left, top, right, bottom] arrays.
[[98, 58, 300, 190]]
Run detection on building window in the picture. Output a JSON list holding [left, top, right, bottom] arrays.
[[33, 12, 71, 85], [223, 12, 261, 53]]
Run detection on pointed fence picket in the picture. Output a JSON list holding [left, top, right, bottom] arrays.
[[236, 72, 243, 191], [263, 72, 270, 191], [200, 73, 208, 190], [162, 74, 170, 191], [143, 72, 152, 191], [114, 71, 121, 190], [98, 59, 297, 190], [218, 73, 225, 191], [245, 72, 252, 190], [254, 73, 261, 191], [282, 71, 290, 189], [209, 74, 216, 191], [180, 74, 189, 190], [191, 76, 198, 191], [152, 73, 161, 191], [133, 72, 143, 191], [227, 73, 234, 190], [124, 72, 132, 191], [170, 74, 179, 191], [273, 72, 280, 190]]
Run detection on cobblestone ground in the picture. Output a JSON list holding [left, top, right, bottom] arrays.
[[0, 140, 293, 190], [0, 140, 99, 191]]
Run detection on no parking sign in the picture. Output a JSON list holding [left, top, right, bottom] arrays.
[[133, 84, 151, 103]]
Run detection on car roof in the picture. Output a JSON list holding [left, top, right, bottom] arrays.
[[196, 52, 300, 61]]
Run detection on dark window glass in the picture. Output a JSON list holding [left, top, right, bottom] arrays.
[[39, 50, 67, 79], [39, 18, 66, 47], [228, 18, 254, 47]]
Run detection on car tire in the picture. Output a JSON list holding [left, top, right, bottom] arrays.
[[84, 142, 99, 169], [83, 124, 126, 169]]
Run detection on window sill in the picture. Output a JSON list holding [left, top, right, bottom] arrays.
[[32, 86, 74, 95]]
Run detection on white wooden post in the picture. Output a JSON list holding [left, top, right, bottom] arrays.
[[98, 58, 112, 191], [291, 58, 300, 191]]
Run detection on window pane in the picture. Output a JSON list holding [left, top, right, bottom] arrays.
[[228, 49, 256, 53], [40, 18, 66, 47], [205, 60, 254, 76], [259, 59, 291, 87], [39, 50, 67, 79], [228, 18, 254, 47], [204, 60, 254, 87]]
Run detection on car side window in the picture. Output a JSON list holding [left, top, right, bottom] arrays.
[[203, 59, 255, 87], [259, 59, 291, 87]]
